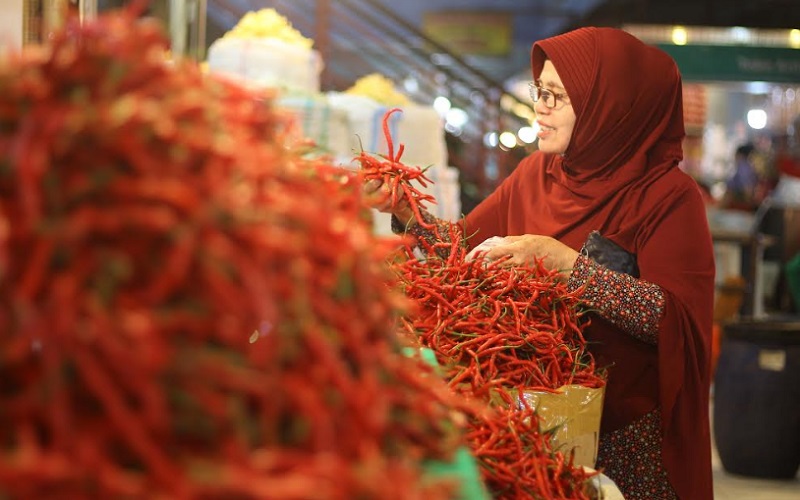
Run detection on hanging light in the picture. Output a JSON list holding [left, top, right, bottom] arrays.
[[747, 109, 767, 130], [789, 29, 800, 49], [671, 26, 688, 46]]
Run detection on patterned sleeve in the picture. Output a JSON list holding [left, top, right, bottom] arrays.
[[390, 212, 455, 259], [566, 255, 665, 345]]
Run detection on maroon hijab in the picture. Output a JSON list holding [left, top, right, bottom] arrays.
[[465, 28, 715, 499]]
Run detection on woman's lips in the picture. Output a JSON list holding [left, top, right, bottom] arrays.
[[537, 123, 555, 139]]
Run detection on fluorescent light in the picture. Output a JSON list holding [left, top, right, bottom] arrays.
[[790, 29, 800, 49], [730, 27, 751, 44], [747, 109, 767, 130], [672, 26, 688, 45]]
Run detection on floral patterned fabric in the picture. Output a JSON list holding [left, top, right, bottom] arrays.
[[596, 408, 678, 499], [567, 255, 665, 345]]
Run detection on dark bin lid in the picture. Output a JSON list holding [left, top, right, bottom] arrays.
[[723, 315, 800, 344]]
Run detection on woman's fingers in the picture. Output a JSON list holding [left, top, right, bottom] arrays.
[[364, 178, 383, 194], [364, 179, 390, 210], [364, 178, 412, 215], [483, 246, 513, 262]]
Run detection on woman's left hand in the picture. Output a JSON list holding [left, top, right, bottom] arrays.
[[480, 235, 579, 278]]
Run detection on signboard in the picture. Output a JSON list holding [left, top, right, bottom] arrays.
[[423, 11, 512, 57], [657, 44, 800, 83]]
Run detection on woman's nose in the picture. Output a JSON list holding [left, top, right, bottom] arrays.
[[533, 98, 550, 115]]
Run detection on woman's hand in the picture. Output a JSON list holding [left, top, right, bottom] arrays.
[[481, 235, 579, 278], [363, 179, 415, 225]]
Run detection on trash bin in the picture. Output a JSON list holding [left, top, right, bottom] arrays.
[[713, 318, 800, 479]]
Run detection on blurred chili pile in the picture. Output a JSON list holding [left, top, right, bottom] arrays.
[[0, 8, 478, 499], [358, 112, 605, 499]]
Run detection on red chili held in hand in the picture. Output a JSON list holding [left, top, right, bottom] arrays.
[[355, 108, 437, 230]]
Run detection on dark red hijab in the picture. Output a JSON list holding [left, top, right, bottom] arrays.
[[465, 28, 715, 499]]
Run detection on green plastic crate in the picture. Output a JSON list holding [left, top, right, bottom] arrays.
[[404, 347, 490, 500], [787, 253, 800, 311]]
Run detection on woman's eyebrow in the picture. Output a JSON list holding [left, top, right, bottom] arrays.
[[535, 79, 566, 91]]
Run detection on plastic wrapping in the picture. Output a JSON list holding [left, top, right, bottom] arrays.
[[516, 385, 605, 468]]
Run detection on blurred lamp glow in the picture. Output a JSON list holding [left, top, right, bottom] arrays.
[[403, 77, 419, 93], [499, 131, 517, 149], [445, 107, 469, 129], [730, 27, 751, 44], [672, 26, 688, 45], [747, 109, 767, 130], [433, 96, 451, 115], [790, 29, 800, 49], [518, 125, 538, 144], [483, 132, 499, 148]]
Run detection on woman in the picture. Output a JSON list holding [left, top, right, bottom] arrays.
[[370, 27, 715, 499]]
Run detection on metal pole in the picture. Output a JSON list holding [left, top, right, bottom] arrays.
[[195, 0, 206, 60], [315, 0, 331, 90], [79, 0, 96, 22], [169, 0, 187, 57]]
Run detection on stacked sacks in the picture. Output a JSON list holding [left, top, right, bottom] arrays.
[[330, 74, 448, 172], [206, 8, 353, 162], [207, 8, 322, 94]]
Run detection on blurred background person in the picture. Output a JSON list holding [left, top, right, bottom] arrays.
[[721, 143, 759, 210]]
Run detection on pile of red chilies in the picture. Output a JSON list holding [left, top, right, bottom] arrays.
[[466, 391, 599, 499], [358, 110, 605, 499], [395, 226, 605, 395], [395, 228, 604, 499], [0, 9, 476, 499]]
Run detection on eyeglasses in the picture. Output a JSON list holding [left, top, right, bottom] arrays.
[[529, 82, 570, 109]]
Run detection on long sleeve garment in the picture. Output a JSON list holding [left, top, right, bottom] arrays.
[[463, 154, 716, 499]]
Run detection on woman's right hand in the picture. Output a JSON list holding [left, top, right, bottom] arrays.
[[363, 179, 415, 225]]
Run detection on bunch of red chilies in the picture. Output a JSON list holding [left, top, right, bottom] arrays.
[[356, 108, 438, 232], [395, 228, 605, 395], [0, 8, 479, 500], [357, 109, 605, 499]]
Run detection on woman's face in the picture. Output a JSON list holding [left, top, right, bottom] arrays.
[[534, 60, 576, 155]]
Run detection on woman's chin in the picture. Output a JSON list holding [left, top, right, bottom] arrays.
[[536, 141, 565, 155]]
